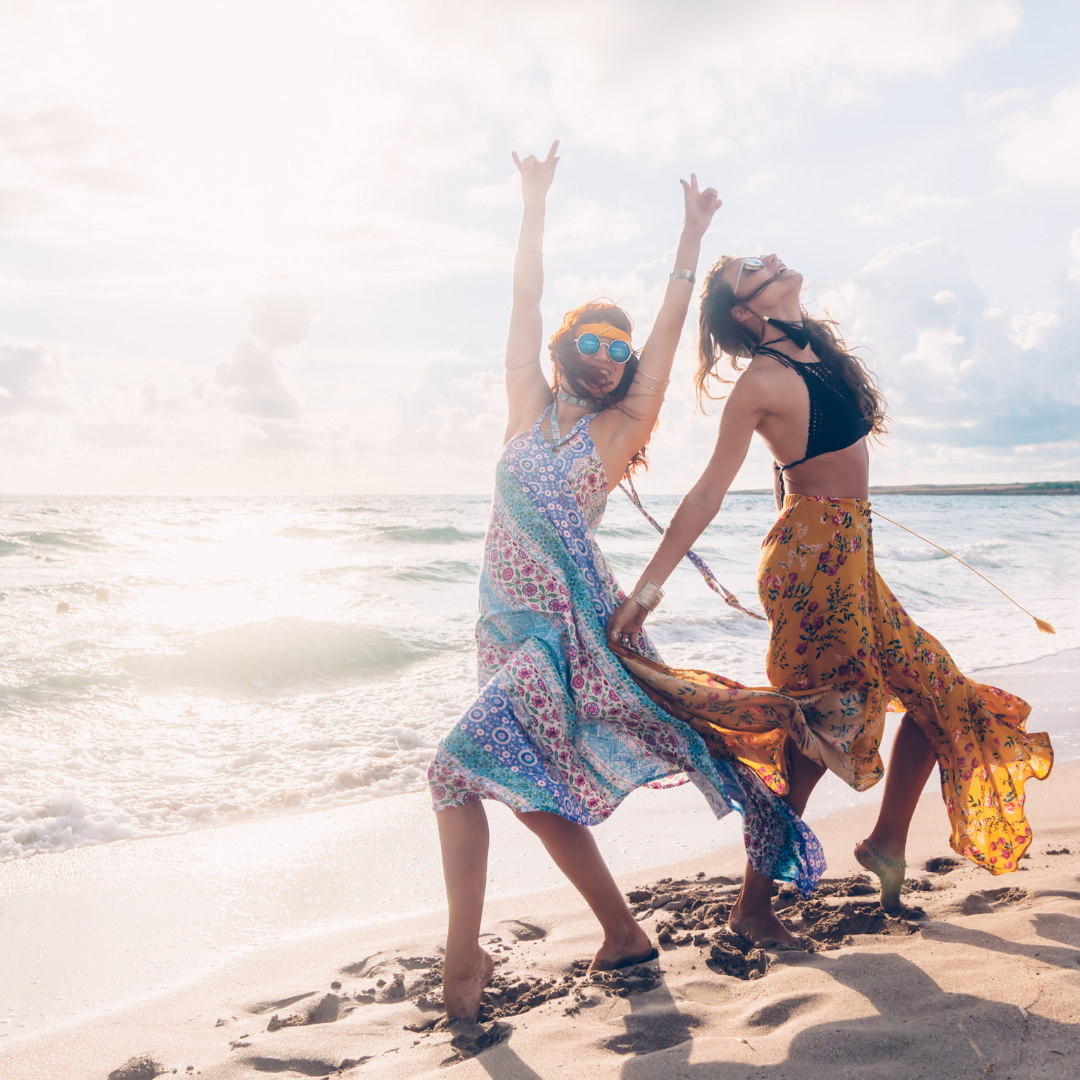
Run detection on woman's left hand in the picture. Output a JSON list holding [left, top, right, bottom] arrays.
[[606, 596, 648, 648], [681, 173, 721, 236]]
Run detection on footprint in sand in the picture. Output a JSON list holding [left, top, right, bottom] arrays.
[[248, 991, 317, 1015], [924, 856, 962, 874], [107, 1056, 164, 1080], [266, 992, 345, 1030], [497, 919, 547, 942], [958, 887, 1030, 915], [245, 1055, 369, 1074]]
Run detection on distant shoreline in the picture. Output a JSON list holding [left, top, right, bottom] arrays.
[[731, 481, 1080, 496]]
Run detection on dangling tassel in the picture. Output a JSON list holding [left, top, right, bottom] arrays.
[[619, 476, 766, 621], [873, 511, 1056, 634]]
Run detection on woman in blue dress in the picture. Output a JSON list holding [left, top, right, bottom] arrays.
[[428, 144, 825, 1021]]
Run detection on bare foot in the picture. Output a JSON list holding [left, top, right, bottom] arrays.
[[442, 947, 495, 1022], [728, 904, 804, 950], [589, 922, 657, 971], [855, 838, 905, 914]]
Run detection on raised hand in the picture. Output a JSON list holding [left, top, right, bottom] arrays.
[[680, 173, 722, 236], [512, 140, 560, 206]]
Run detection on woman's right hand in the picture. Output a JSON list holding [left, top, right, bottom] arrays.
[[512, 140, 560, 206], [606, 595, 649, 648]]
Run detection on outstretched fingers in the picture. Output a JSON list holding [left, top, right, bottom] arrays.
[[546, 138, 560, 162]]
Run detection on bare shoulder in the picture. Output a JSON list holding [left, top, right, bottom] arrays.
[[729, 359, 784, 401], [734, 356, 801, 407]]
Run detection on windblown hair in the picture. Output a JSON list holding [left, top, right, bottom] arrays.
[[696, 255, 890, 436], [548, 299, 653, 474]]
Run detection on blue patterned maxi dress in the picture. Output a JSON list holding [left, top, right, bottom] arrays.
[[427, 408, 826, 894]]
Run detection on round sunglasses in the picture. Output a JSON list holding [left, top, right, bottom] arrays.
[[575, 333, 632, 364]]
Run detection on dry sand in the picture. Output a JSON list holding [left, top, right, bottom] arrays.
[[2, 653, 1078, 1080]]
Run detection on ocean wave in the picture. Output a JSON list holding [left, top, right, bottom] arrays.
[[276, 526, 346, 539], [874, 542, 1008, 568], [594, 524, 655, 539], [373, 525, 484, 544], [120, 618, 457, 693], [648, 611, 771, 645], [0, 539, 24, 556], [11, 530, 109, 551], [389, 559, 480, 583]]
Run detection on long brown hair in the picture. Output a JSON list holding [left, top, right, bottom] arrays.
[[549, 299, 653, 474], [696, 255, 890, 435]]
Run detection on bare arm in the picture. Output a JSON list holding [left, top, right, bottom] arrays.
[[595, 176, 722, 468], [503, 141, 560, 442], [605, 371, 768, 640]]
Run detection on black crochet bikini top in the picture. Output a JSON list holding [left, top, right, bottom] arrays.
[[753, 320, 872, 486]]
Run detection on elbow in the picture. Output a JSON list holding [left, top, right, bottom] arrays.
[[687, 482, 724, 521]]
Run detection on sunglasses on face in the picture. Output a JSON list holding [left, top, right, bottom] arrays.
[[575, 333, 632, 364], [732, 257, 766, 299]]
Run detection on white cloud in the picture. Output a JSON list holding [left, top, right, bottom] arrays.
[[0, 104, 147, 236], [962, 88, 1030, 114], [0, 0, 1022, 260], [814, 239, 1080, 453], [214, 292, 324, 420], [1008, 310, 1060, 351], [997, 81, 1080, 186], [0, 343, 69, 414], [545, 200, 641, 254], [847, 182, 969, 224]]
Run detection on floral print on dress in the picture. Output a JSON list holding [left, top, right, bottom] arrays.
[[758, 495, 1053, 875], [427, 408, 827, 896]]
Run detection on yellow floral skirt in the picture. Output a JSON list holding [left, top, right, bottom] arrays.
[[625, 495, 1053, 874]]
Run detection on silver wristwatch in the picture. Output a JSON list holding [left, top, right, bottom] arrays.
[[670, 269, 696, 285]]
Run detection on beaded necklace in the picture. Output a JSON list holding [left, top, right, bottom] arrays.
[[556, 387, 598, 410]]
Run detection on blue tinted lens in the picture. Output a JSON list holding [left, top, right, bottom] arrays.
[[576, 333, 601, 356], [743, 258, 765, 271], [607, 340, 631, 363]]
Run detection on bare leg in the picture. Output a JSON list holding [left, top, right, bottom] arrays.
[[515, 811, 655, 970], [437, 802, 496, 1021], [729, 746, 827, 948], [855, 711, 936, 912]]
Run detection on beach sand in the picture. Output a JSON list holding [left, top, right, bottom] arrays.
[[2, 652, 1078, 1079]]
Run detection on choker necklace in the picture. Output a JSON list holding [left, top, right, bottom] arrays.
[[556, 388, 599, 410], [764, 316, 812, 352]]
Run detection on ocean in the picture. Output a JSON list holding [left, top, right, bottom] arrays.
[[2, 491, 1078, 861]]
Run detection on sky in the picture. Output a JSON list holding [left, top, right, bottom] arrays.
[[0, 0, 1078, 495]]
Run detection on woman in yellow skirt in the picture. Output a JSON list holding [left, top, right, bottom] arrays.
[[606, 252, 1053, 947]]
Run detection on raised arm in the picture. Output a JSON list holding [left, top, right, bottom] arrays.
[[597, 175, 721, 465], [605, 371, 769, 641], [503, 140, 560, 442]]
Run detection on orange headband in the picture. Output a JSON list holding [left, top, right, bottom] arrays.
[[573, 323, 632, 345]]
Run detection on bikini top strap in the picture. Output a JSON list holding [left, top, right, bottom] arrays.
[[753, 343, 797, 369]]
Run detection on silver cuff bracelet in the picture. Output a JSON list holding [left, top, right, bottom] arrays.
[[632, 580, 665, 612]]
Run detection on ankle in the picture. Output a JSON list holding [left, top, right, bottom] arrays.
[[609, 917, 640, 944], [865, 832, 905, 856], [444, 941, 485, 977]]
